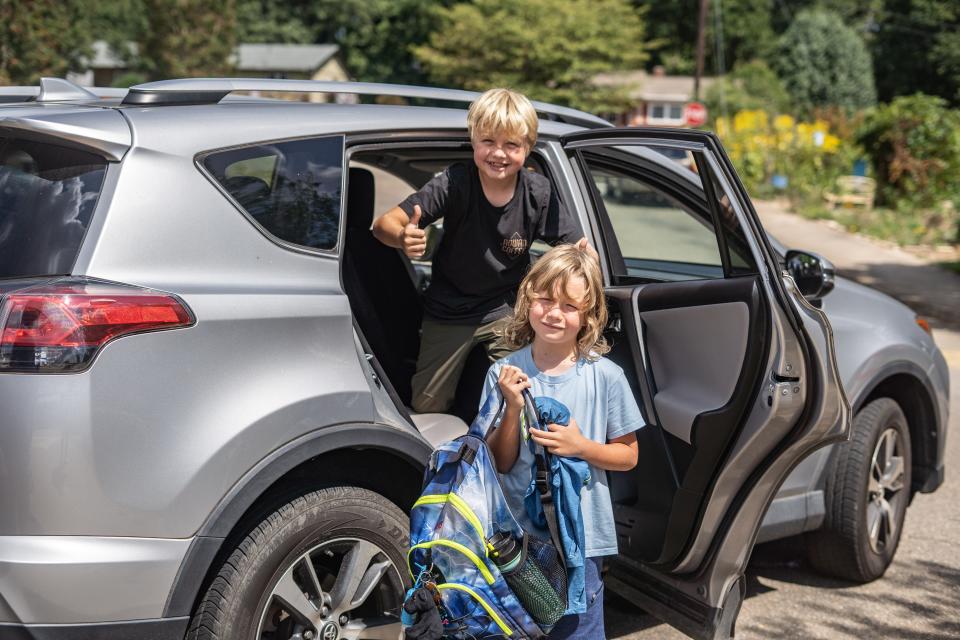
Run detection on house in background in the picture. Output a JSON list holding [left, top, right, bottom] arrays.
[[594, 67, 715, 127], [70, 41, 351, 102]]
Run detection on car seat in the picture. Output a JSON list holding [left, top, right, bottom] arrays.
[[342, 167, 423, 405]]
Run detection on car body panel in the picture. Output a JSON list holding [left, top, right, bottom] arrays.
[[0, 536, 189, 623]]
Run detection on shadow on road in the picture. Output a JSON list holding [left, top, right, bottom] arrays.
[[603, 536, 960, 639], [832, 262, 960, 333], [740, 539, 960, 639]]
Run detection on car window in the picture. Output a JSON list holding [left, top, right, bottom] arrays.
[[582, 154, 724, 281], [703, 167, 759, 276], [203, 136, 344, 251], [0, 137, 107, 278]]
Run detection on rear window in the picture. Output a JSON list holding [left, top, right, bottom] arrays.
[[202, 136, 344, 252], [0, 137, 107, 278]]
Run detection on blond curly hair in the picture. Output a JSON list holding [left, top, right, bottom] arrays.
[[499, 244, 609, 360]]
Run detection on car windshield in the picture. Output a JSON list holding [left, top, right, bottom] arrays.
[[0, 137, 107, 278]]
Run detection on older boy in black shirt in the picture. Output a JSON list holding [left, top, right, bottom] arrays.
[[372, 88, 591, 413]]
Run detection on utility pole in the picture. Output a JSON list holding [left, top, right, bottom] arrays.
[[694, 0, 710, 101]]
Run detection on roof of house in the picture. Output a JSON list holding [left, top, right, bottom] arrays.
[[88, 41, 340, 74], [593, 70, 716, 103], [234, 44, 340, 72]]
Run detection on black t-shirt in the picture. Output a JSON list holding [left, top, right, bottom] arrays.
[[399, 162, 583, 323]]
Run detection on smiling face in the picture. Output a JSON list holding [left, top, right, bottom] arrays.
[[528, 276, 587, 349], [472, 131, 528, 183]]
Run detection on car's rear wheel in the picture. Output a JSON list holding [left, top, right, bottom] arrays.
[[187, 486, 409, 640], [807, 398, 911, 582]]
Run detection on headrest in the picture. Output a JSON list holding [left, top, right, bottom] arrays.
[[347, 167, 375, 230]]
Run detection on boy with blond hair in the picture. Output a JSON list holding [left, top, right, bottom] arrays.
[[374, 88, 593, 414]]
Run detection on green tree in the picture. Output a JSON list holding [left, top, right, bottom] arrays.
[[88, 0, 147, 66], [775, 10, 876, 114], [872, 0, 960, 104], [414, 0, 650, 114], [635, 0, 777, 75], [705, 59, 791, 120], [0, 0, 94, 84], [236, 0, 461, 85], [140, 0, 237, 79]]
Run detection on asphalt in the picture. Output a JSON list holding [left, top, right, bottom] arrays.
[[607, 200, 959, 639]]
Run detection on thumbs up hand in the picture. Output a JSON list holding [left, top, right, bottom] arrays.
[[402, 205, 427, 258]]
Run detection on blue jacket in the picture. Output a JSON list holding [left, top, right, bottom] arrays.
[[523, 396, 591, 615]]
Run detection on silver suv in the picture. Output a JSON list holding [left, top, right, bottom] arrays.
[[0, 78, 947, 640]]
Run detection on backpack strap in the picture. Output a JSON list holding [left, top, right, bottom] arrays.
[[522, 390, 565, 558]]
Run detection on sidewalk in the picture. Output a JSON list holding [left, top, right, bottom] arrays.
[[754, 199, 960, 333]]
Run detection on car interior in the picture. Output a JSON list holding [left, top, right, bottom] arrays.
[[217, 138, 771, 571]]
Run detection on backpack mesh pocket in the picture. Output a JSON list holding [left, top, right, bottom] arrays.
[[500, 534, 567, 627]]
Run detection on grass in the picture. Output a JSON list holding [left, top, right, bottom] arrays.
[[938, 261, 960, 274], [793, 201, 959, 247]]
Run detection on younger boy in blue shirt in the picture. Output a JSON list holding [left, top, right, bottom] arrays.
[[483, 244, 644, 639]]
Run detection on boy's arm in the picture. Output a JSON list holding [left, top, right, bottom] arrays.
[[486, 403, 523, 473], [529, 420, 638, 471], [486, 364, 531, 473], [372, 205, 426, 257]]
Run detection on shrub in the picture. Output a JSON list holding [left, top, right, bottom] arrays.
[[857, 94, 960, 211], [774, 10, 876, 116], [705, 60, 791, 121], [715, 109, 861, 201]]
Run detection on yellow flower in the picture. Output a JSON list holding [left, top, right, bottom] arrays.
[[774, 114, 795, 131], [733, 110, 767, 133]]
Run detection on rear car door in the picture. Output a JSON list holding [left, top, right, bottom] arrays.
[[559, 128, 850, 639]]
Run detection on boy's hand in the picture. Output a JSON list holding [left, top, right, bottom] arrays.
[[575, 237, 600, 264], [530, 417, 590, 458], [402, 205, 426, 258], [497, 365, 530, 409]]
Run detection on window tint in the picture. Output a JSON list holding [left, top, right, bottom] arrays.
[[0, 138, 107, 278], [704, 168, 759, 275], [204, 136, 343, 251], [586, 160, 723, 281]]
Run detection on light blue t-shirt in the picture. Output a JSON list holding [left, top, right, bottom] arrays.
[[480, 345, 645, 557]]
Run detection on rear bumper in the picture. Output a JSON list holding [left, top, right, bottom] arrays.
[[0, 617, 188, 640], [0, 536, 190, 625]]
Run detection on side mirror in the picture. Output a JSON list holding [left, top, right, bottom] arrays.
[[785, 250, 835, 302]]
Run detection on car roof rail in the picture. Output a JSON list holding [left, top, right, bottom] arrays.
[[122, 78, 611, 129], [0, 78, 128, 103]]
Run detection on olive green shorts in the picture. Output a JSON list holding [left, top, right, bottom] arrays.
[[411, 316, 513, 414]]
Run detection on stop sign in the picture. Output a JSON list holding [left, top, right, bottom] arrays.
[[684, 102, 707, 127]]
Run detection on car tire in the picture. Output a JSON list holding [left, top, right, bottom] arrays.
[[186, 486, 410, 640], [806, 398, 911, 582]]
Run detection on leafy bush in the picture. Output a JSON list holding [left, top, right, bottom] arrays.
[[774, 10, 876, 115], [715, 109, 861, 201], [857, 94, 960, 211]]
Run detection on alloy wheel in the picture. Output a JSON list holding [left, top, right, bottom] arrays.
[[866, 427, 906, 554], [256, 537, 405, 640]]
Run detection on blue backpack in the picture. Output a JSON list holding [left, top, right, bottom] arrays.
[[407, 391, 570, 639]]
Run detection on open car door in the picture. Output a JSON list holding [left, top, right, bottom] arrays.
[[559, 128, 850, 639]]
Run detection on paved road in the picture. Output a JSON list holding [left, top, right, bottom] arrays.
[[607, 201, 959, 639]]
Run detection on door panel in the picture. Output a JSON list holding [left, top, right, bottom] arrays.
[[561, 128, 850, 639], [605, 275, 769, 568], [644, 300, 749, 444]]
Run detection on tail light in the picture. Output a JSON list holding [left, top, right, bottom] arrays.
[[0, 279, 194, 373]]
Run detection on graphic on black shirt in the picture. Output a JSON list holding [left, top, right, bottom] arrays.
[[398, 162, 584, 323], [502, 232, 528, 258]]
